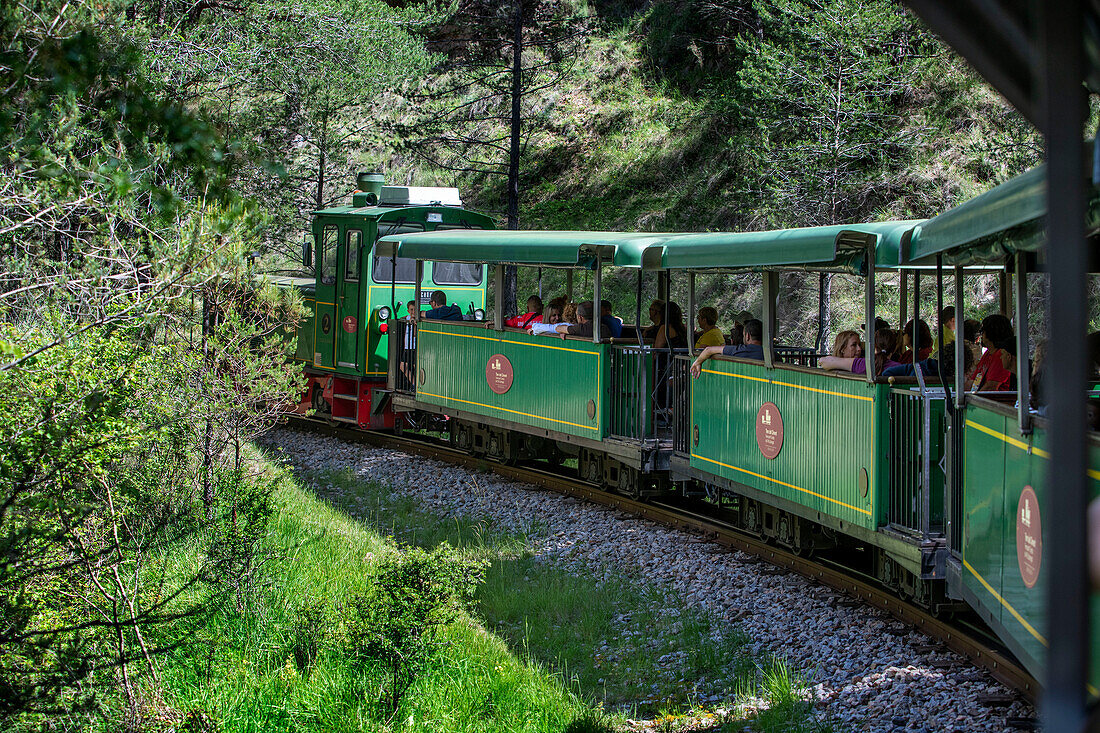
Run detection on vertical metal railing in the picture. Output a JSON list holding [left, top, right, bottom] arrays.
[[946, 411, 965, 552], [608, 345, 651, 439], [887, 388, 947, 539], [393, 320, 417, 393], [671, 356, 692, 453]]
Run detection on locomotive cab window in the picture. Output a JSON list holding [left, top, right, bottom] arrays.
[[345, 229, 362, 282], [430, 223, 484, 285], [432, 261, 482, 286], [371, 222, 424, 283], [320, 225, 338, 285]]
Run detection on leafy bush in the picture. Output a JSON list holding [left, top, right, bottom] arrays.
[[344, 543, 486, 716]]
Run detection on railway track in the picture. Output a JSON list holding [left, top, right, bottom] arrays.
[[286, 416, 1038, 705]]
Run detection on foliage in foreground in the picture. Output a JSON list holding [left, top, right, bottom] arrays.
[[148, 456, 601, 732]]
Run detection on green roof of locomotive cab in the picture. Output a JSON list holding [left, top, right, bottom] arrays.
[[378, 222, 921, 273], [907, 158, 1100, 265], [312, 204, 495, 224]]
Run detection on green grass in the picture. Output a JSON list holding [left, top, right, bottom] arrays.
[[306, 467, 832, 731], [143, 457, 599, 732]]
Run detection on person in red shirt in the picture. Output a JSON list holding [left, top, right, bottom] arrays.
[[504, 295, 543, 329], [898, 318, 934, 363], [969, 313, 1016, 391]]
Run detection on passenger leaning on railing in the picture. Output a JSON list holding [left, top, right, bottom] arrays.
[[830, 330, 864, 359], [554, 300, 594, 338], [821, 329, 902, 376], [690, 318, 765, 377], [528, 301, 566, 335]]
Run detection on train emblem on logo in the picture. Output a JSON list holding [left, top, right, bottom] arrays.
[[342, 315, 357, 333], [755, 402, 783, 460], [1016, 485, 1042, 588], [485, 353, 514, 395]]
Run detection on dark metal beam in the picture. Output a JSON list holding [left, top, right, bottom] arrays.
[[1040, 0, 1090, 729], [905, 0, 1038, 124]]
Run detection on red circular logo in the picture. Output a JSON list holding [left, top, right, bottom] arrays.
[[755, 402, 784, 460], [342, 315, 357, 333], [486, 354, 514, 395], [1016, 485, 1042, 588]]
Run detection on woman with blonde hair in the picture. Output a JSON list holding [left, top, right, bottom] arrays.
[[830, 330, 864, 359]]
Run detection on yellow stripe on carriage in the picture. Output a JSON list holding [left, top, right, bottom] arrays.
[[690, 453, 872, 516], [962, 559, 1047, 647], [418, 328, 600, 356], [417, 390, 598, 431], [700, 369, 874, 401]]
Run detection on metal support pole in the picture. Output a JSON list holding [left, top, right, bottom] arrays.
[[1040, 2, 1088, 729], [658, 271, 669, 302], [913, 270, 926, 392], [817, 272, 827, 353], [999, 269, 1011, 315], [414, 260, 423, 319], [900, 271, 908, 328], [865, 245, 875, 384], [493, 264, 504, 330], [566, 269, 573, 302], [1015, 254, 1031, 434], [954, 266, 965, 408], [763, 271, 778, 368], [635, 270, 644, 346], [538, 267, 542, 299], [593, 255, 602, 343], [688, 271, 696, 356]]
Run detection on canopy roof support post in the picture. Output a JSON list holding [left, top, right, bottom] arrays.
[[817, 272, 827, 354], [1015, 254, 1031, 434], [414, 260, 423, 321], [763, 271, 778, 369], [954, 266, 965, 409], [865, 247, 875, 385], [493, 264, 504, 331], [900, 271, 908, 328], [566, 270, 573, 302], [998, 269, 1011, 315], [913, 270, 926, 392], [1040, 2, 1088, 728], [688, 272, 696, 356], [538, 267, 542, 300], [593, 255, 602, 343], [635, 270, 644, 346], [658, 271, 669, 302]]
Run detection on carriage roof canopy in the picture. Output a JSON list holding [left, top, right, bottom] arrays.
[[378, 221, 922, 274], [907, 155, 1100, 265]]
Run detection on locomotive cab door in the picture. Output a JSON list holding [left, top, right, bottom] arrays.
[[334, 227, 364, 371], [312, 221, 339, 369]]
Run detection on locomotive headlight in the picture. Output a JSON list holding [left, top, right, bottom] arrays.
[[377, 306, 392, 321], [473, 308, 485, 321]]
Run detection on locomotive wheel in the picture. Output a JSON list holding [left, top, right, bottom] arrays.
[[311, 385, 328, 414]]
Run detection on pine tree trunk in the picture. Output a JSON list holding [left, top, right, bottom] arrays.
[[503, 0, 523, 318]]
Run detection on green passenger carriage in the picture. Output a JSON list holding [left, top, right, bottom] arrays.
[[907, 161, 1100, 693]]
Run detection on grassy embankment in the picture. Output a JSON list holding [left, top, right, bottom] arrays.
[[141, 446, 828, 731], [296, 463, 834, 732]]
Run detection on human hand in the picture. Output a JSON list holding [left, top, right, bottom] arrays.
[[690, 361, 702, 378]]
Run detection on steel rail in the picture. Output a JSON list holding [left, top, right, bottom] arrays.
[[284, 416, 1037, 704]]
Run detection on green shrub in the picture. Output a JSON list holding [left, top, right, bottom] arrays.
[[288, 597, 330, 677], [344, 543, 486, 716]]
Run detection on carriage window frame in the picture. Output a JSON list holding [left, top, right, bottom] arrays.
[[345, 229, 362, 282], [371, 221, 424, 284], [429, 223, 484, 286], [320, 224, 339, 286]]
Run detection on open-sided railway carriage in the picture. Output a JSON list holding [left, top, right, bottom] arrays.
[[905, 161, 1100, 693]]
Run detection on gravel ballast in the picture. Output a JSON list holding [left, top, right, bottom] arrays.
[[261, 427, 1037, 732]]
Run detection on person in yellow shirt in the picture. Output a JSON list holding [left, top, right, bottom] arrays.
[[932, 306, 956, 352], [694, 307, 725, 349]]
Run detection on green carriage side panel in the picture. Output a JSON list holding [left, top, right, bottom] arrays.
[[415, 321, 606, 438], [688, 359, 885, 529], [960, 400, 1100, 692]]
